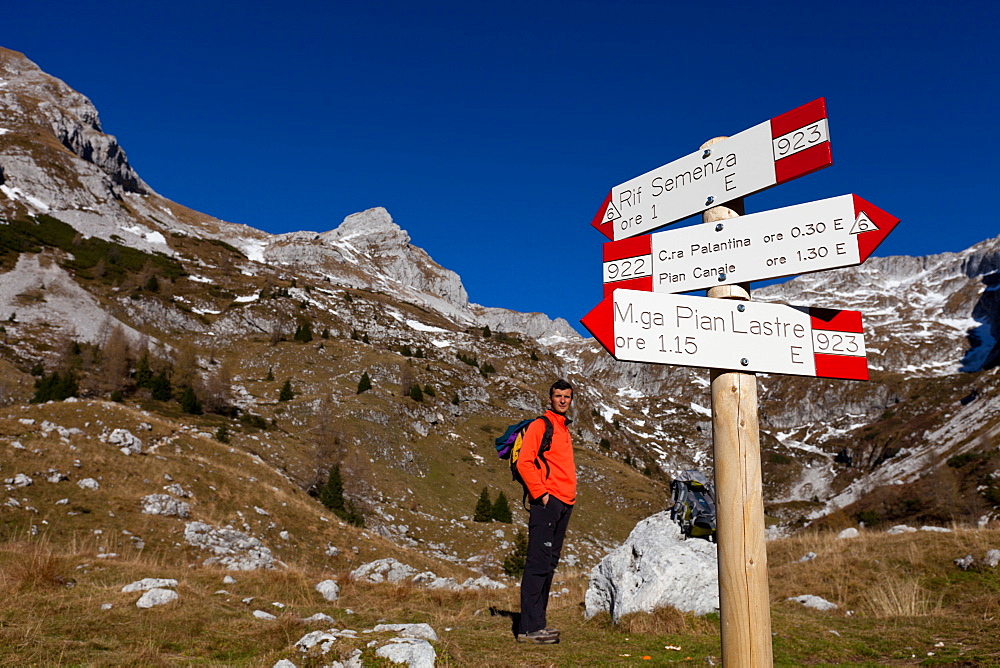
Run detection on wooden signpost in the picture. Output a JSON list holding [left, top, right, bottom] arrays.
[[582, 103, 898, 667]]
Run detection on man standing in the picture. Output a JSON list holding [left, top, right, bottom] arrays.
[[516, 379, 576, 644]]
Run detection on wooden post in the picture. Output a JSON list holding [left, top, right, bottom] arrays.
[[702, 138, 773, 667]]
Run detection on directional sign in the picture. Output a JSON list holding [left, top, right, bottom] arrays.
[[581, 289, 868, 380], [592, 98, 833, 241], [601, 194, 899, 296]]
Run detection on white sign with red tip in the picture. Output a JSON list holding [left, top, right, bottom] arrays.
[[602, 194, 899, 296], [581, 289, 869, 380], [592, 98, 833, 241]]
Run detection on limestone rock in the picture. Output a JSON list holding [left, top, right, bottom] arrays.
[[375, 637, 437, 668], [136, 588, 178, 608], [837, 528, 860, 539], [886, 525, 917, 534], [585, 511, 718, 621], [315, 579, 340, 601], [122, 578, 178, 593], [140, 494, 190, 518], [350, 557, 417, 584], [787, 594, 838, 611], [107, 428, 142, 454], [371, 623, 438, 641], [183, 521, 274, 570]]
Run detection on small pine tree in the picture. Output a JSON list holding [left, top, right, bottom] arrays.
[[178, 386, 202, 414], [483, 325, 492, 338], [321, 328, 330, 339], [278, 379, 294, 402], [351, 329, 360, 341], [362, 333, 370, 344], [529, 351, 539, 362], [473, 487, 493, 522], [319, 464, 346, 515], [451, 393, 460, 406], [144, 274, 159, 292], [502, 529, 529, 577], [400, 344, 413, 357], [491, 490, 513, 523], [216, 424, 230, 443], [294, 322, 313, 342], [319, 464, 364, 527], [599, 437, 611, 450], [423, 384, 435, 397], [150, 370, 172, 401], [265, 367, 275, 381], [357, 372, 372, 394], [409, 384, 423, 402], [134, 353, 153, 388]]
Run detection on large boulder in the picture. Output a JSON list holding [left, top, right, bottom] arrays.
[[585, 511, 719, 621]]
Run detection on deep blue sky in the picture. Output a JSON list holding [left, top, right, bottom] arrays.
[[6, 1, 997, 334]]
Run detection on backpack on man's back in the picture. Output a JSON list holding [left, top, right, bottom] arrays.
[[495, 416, 553, 508]]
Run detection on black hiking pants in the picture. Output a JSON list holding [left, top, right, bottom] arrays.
[[518, 496, 573, 635]]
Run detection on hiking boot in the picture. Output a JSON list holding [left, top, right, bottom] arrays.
[[516, 629, 560, 644], [542, 628, 560, 635]]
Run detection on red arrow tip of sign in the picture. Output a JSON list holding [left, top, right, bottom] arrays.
[[852, 195, 900, 262], [591, 192, 614, 240], [581, 297, 615, 354]]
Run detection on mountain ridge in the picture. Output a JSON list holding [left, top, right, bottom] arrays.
[[2, 46, 998, 576]]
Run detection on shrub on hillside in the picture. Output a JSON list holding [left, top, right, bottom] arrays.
[[357, 372, 372, 394], [278, 380, 294, 402]]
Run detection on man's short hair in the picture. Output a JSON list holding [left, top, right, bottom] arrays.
[[549, 379, 573, 397]]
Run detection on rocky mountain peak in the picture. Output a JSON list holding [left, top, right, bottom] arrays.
[[0, 47, 150, 199], [322, 206, 409, 248]]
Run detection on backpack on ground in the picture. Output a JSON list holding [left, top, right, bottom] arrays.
[[669, 470, 717, 541], [495, 416, 553, 508]]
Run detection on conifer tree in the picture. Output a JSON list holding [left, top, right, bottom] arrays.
[[319, 464, 365, 527], [491, 490, 513, 523], [134, 353, 153, 388], [502, 529, 529, 577], [150, 370, 172, 401], [178, 386, 202, 415], [474, 487, 493, 522], [408, 384, 423, 402], [294, 321, 313, 342], [278, 379, 294, 401], [357, 372, 372, 394]]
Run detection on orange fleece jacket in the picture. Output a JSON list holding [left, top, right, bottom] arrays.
[[515, 410, 576, 505]]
